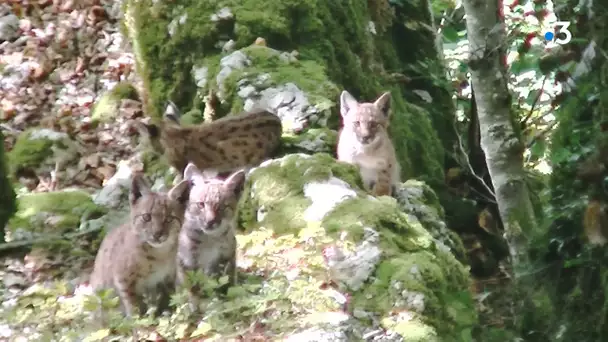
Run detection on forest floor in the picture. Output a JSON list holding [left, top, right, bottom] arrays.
[[0, 0, 510, 340], [0, 0, 153, 338]]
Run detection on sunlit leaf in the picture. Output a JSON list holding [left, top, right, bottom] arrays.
[[83, 329, 110, 342], [191, 321, 212, 337]]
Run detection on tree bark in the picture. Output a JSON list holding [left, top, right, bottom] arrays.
[[462, 0, 537, 269]]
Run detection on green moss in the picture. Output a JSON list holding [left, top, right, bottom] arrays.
[[0, 130, 17, 243], [395, 180, 467, 262], [91, 82, 139, 124], [140, 149, 173, 185], [389, 94, 445, 183], [124, 0, 449, 186], [124, 0, 222, 118], [280, 128, 338, 155], [237, 46, 339, 116], [238, 153, 362, 233], [7, 129, 56, 176], [236, 153, 476, 339], [6, 190, 108, 236], [323, 197, 433, 252], [180, 109, 204, 125]]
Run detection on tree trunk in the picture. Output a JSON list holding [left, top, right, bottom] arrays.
[[462, 0, 536, 268]]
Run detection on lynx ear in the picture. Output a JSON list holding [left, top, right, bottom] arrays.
[[168, 179, 191, 205], [183, 162, 202, 181], [130, 173, 152, 205], [164, 100, 181, 124], [373, 91, 391, 117], [224, 170, 246, 196], [340, 90, 358, 118]]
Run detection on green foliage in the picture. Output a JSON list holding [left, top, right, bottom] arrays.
[[7, 129, 56, 177], [0, 130, 16, 243], [91, 82, 139, 124], [6, 190, 108, 238]]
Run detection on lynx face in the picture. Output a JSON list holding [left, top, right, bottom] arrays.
[[340, 91, 391, 146], [129, 175, 188, 247], [183, 166, 246, 237]]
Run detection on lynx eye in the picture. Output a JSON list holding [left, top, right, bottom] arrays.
[[141, 213, 151, 222]]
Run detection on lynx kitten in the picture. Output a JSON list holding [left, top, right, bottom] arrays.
[[337, 90, 400, 196], [176, 163, 245, 309], [138, 103, 283, 176], [89, 174, 191, 317]]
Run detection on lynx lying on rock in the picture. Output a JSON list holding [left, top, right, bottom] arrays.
[[137, 103, 283, 176], [337, 90, 401, 197], [176, 163, 245, 310], [89, 173, 191, 317]]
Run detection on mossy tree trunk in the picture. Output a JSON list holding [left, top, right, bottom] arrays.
[[0, 130, 17, 243]]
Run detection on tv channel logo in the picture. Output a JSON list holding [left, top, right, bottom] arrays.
[[543, 21, 572, 45]]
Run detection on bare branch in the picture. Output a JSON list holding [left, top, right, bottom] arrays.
[[453, 120, 497, 200]]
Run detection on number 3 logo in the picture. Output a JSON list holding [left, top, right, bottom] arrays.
[[554, 21, 572, 45]]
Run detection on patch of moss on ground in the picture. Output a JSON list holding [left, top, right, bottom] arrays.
[[7, 129, 56, 177], [91, 82, 139, 124], [7, 190, 108, 236]]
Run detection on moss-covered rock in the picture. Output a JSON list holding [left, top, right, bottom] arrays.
[[0, 154, 475, 340], [6, 190, 108, 241], [122, 0, 448, 186], [394, 179, 468, 263], [280, 128, 338, 155], [90, 81, 139, 124], [7, 128, 77, 178], [236, 153, 477, 340]]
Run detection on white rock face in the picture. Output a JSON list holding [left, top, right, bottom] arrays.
[[303, 177, 357, 222]]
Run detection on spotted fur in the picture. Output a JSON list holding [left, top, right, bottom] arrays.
[[176, 163, 245, 310], [89, 174, 191, 317]]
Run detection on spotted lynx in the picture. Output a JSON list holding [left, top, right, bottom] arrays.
[[89, 174, 191, 317], [337, 90, 400, 197], [138, 103, 283, 176], [176, 163, 245, 310]]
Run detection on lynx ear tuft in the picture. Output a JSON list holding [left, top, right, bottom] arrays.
[[340, 90, 358, 118]]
